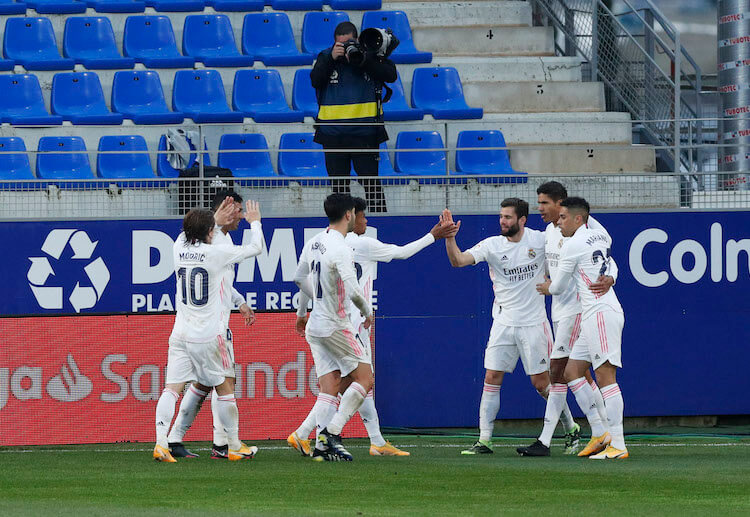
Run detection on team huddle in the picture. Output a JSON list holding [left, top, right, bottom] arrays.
[[153, 180, 627, 462]]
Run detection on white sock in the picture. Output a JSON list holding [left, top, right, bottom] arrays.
[[358, 390, 386, 447], [314, 393, 339, 450], [167, 384, 208, 443], [211, 389, 228, 447], [539, 384, 576, 433], [479, 383, 501, 443], [538, 384, 567, 447], [326, 382, 367, 436], [601, 383, 625, 449], [215, 393, 241, 450], [295, 400, 320, 440], [590, 380, 609, 429], [155, 388, 178, 449], [568, 377, 606, 437]]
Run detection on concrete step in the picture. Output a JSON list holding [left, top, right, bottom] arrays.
[[383, 1, 531, 27], [459, 81, 605, 113], [413, 26, 554, 56], [510, 145, 656, 173]]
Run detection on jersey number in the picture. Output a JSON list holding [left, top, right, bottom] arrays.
[[354, 262, 363, 282], [311, 260, 323, 300], [591, 248, 612, 277], [177, 266, 209, 306]]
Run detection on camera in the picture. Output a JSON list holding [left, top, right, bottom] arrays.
[[359, 28, 400, 57], [342, 39, 365, 66]]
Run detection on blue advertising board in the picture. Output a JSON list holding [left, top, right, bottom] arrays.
[[3, 211, 749, 426]]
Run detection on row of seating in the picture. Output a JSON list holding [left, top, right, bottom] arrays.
[[0, 67, 481, 125], [0, 130, 520, 181], [0, 0, 381, 14], [0, 11, 429, 71]]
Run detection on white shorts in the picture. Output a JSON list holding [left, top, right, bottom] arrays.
[[307, 327, 371, 378], [569, 311, 624, 369], [166, 334, 235, 387], [550, 314, 583, 360], [484, 319, 553, 376]]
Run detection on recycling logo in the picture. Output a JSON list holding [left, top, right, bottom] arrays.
[[27, 229, 110, 313]]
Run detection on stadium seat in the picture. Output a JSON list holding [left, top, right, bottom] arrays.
[[87, 0, 145, 12], [218, 133, 276, 177], [278, 132, 326, 177], [361, 11, 432, 64], [97, 135, 155, 180], [271, 0, 322, 10], [205, 0, 262, 11], [112, 71, 184, 125], [291, 68, 317, 118], [172, 70, 244, 123], [241, 13, 313, 66], [394, 131, 448, 175], [382, 71, 423, 121], [0, 0, 27, 15], [301, 11, 349, 55], [0, 57, 14, 71], [0, 74, 63, 125], [156, 134, 210, 177], [455, 130, 514, 174], [0, 137, 34, 181], [145, 0, 205, 11], [36, 136, 95, 182], [123, 16, 195, 68], [411, 67, 483, 120], [3, 17, 75, 71], [63, 17, 136, 69], [183, 15, 254, 67], [51, 72, 124, 125], [26, 0, 85, 14], [233, 69, 304, 123], [329, 0, 380, 9]]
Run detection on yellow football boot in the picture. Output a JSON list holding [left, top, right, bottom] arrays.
[[287, 432, 312, 457], [228, 443, 258, 461], [153, 444, 177, 463], [577, 432, 611, 457], [369, 442, 410, 456], [590, 445, 629, 459]]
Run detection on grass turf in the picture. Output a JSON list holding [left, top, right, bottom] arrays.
[[1, 435, 749, 516]]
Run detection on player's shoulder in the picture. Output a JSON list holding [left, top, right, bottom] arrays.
[[524, 228, 547, 246]]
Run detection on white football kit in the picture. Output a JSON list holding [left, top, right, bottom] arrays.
[[467, 228, 553, 376], [548, 225, 624, 369], [166, 222, 263, 387], [295, 229, 372, 378], [545, 216, 619, 359]]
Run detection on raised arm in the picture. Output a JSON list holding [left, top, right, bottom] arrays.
[[441, 209, 475, 267]]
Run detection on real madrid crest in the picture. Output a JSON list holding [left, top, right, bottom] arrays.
[[558, 239, 563, 248], [528, 248, 536, 258]]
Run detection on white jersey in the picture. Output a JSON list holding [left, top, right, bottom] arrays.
[[212, 226, 246, 332], [552, 225, 623, 319], [467, 228, 547, 326], [298, 229, 371, 338], [169, 221, 263, 343], [545, 215, 616, 321]]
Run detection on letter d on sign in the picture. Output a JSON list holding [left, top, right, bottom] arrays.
[[132, 231, 174, 284]]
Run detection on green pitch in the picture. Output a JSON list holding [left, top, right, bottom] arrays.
[[1, 435, 749, 516]]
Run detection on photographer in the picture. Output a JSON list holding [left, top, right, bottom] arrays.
[[311, 21, 397, 213]]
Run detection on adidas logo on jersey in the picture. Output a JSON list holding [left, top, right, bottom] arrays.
[[501, 255, 509, 261], [539, 358, 547, 365], [594, 354, 601, 360], [557, 346, 565, 351]]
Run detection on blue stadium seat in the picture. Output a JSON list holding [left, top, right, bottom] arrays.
[[361, 11, 431, 64], [233, 69, 304, 123], [0, 0, 27, 14], [3, 17, 75, 71], [51, 72, 124, 125], [242, 13, 313, 66], [301, 11, 348, 55], [63, 17, 136, 69], [183, 15, 254, 67], [123, 16, 195, 68], [218, 133, 276, 177], [36, 136, 95, 182], [278, 132, 326, 177], [411, 67, 483, 120], [271, 0, 322, 10], [394, 131, 448, 175], [205, 0, 262, 11], [455, 130, 526, 184], [329, 0, 380, 9], [291, 68, 317, 117], [0, 137, 34, 181], [173, 70, 244, 123], [0, 57, 14, 71], [0, 74, 63, 125], [145, 0, 204, 11], [26, 0, 85, 13], [87, 0, 145, 12], [97, 135, 154, 180], [156, 134, 210, 177], [383, 71, 423, 121], [112, 71, 184, 125]]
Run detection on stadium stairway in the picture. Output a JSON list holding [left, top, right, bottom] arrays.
[[0, 0, 655, 175]]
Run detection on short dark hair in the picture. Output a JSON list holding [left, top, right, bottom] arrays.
[[560, 196, 590, 219], [211, 189, 242, 212], [536, 181, 568, 202], [500, 197, 529, 219], [334, 21, 357, 39], [183, 209, 215, 245], [353, 197, 367, 214], [324, 193, 355, 223]]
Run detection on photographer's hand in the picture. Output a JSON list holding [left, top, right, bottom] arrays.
[[332, 42, 345, 60]]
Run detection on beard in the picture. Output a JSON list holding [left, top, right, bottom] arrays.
[[501, 223, 520, 237]]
